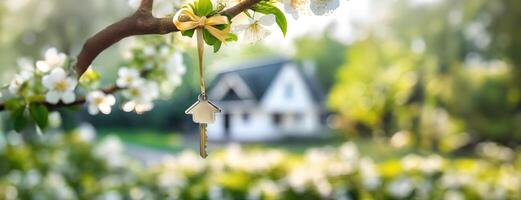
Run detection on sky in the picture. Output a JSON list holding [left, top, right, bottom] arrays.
[[262, 0, 372, 48]]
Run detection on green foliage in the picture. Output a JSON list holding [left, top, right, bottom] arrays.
[[329, 0, 521, 148], [10, 106, 28, 132], [252, 2, 288, 36], [488, 0, 521, 69], [182, 0, 233, 52], [29, 103, 49, 130], [182, 28, 195, 37], [294, 31, 347, 90], [330, 39, 418, 129], [5, 100, 28, 132], [1, 130, 520, 199], [192, 0, 214, 17]]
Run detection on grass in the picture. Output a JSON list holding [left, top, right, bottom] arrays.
[[96, 128, 419, 161], [242, 136, 345, 154], [98, 128, 184, 152]]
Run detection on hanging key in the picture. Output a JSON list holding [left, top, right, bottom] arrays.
[[185, 94, 221, 158], [199, 123, 208, 158]]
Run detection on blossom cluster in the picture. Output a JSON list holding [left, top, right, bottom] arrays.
[[118, 40, 187, 114], [1, 126, 520, 200], [6, 48, 76, 104], [1, 43, 186, 130]]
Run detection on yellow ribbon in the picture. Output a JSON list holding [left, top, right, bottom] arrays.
[[173, 7, 230, 94], [174, 7, 230, 43]]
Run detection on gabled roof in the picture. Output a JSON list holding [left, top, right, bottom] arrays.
[[211, 57, 325, 103]]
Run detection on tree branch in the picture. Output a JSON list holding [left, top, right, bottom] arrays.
[[75, 0, 261, 77], [0, 0, 261, 111], [43, 85, 121, 110]]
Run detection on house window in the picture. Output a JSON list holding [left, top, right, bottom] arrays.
[[222, 88, 241, 101], [272, 113, 282, 126], [242, 112, 250, 122], [284, 83, 293, 99]]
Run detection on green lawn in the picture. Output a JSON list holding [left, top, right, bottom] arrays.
[[96, 128, 419, 161], [98, 128, 184, 152]]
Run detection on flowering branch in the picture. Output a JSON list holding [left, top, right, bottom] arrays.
[[0, 0, 262, 112], [0, 85, 120, 112], [43, 85, 121, 110], [75, 0, 261, 77]]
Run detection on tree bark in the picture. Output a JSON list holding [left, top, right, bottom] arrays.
[[75, 0, 260, 77]]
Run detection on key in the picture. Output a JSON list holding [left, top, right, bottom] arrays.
[[185, 94, 221, 158], [199, 123, 208, 158]]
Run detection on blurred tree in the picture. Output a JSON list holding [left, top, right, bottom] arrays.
[[0, 0, 130, 79], [488, 0, 521, 72], [329, 0, 521, 150], [293, 27, 347, 90]]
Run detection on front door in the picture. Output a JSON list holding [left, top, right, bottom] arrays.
[[224, 113, 231, 138]]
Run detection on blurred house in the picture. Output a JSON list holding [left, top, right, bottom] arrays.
[[207, 58, 325, 141]]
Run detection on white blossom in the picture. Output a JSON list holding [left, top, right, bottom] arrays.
[[247, 179, 281, 200], [359, 158, 380, 190], [160, 52, 186, 95], [94, 136, 127, 168], [75, 123, 97, 142], [420, 155, 443, 174], [87, 91, 116, 115], [401, 154, 422, 171], [310, 0, 340, 16], [17, 57, 35, 73], [43, 172, 77, 199], [234, 14, 275, 43], [282, 0, 312, 19], [42, 68, 77, 104], [116, 67, 142, 88], [97, 191, 122, 200], [339, 142, 358, 162], [48, 112, 62, 128], [143, 46, 156, 56], [122, 80, 159, 114], [8, 72, 33, 95], [444, 190, 465, 200], [208, 185, 224, 200], [36, 48, 67, 73], [387, 177, 414, 199], [166, 52, 186, 84]]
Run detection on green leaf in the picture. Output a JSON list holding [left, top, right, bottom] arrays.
[[29, 103, 49, 130], [213, 41, 222, 53], [194, 0, 213, 16], [252, 3, 288, 36], [5, 99, 23, 111], [203, 29, 218, 45], [226, 32, 238, 42], [181, 29, 195, 37], [11, 107, 27, 132]]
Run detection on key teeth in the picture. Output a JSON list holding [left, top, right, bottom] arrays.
[[204, 131, 208, 157], [200, 123, 209, 159]]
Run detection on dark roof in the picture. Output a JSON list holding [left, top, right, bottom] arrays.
[[211, 57, 324, 103]]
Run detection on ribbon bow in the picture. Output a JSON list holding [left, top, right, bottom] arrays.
[[173, 7, 230, 43], [173, 7, 230, 96]]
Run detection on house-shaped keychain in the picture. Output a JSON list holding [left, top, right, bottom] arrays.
[[185, 94, 221, 158], [185, 95, 221, 124]]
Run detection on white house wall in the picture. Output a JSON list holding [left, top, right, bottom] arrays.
[[208, 109, 281, 141], [261, 64, 318, 112], [207, 63, 324, 141]]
